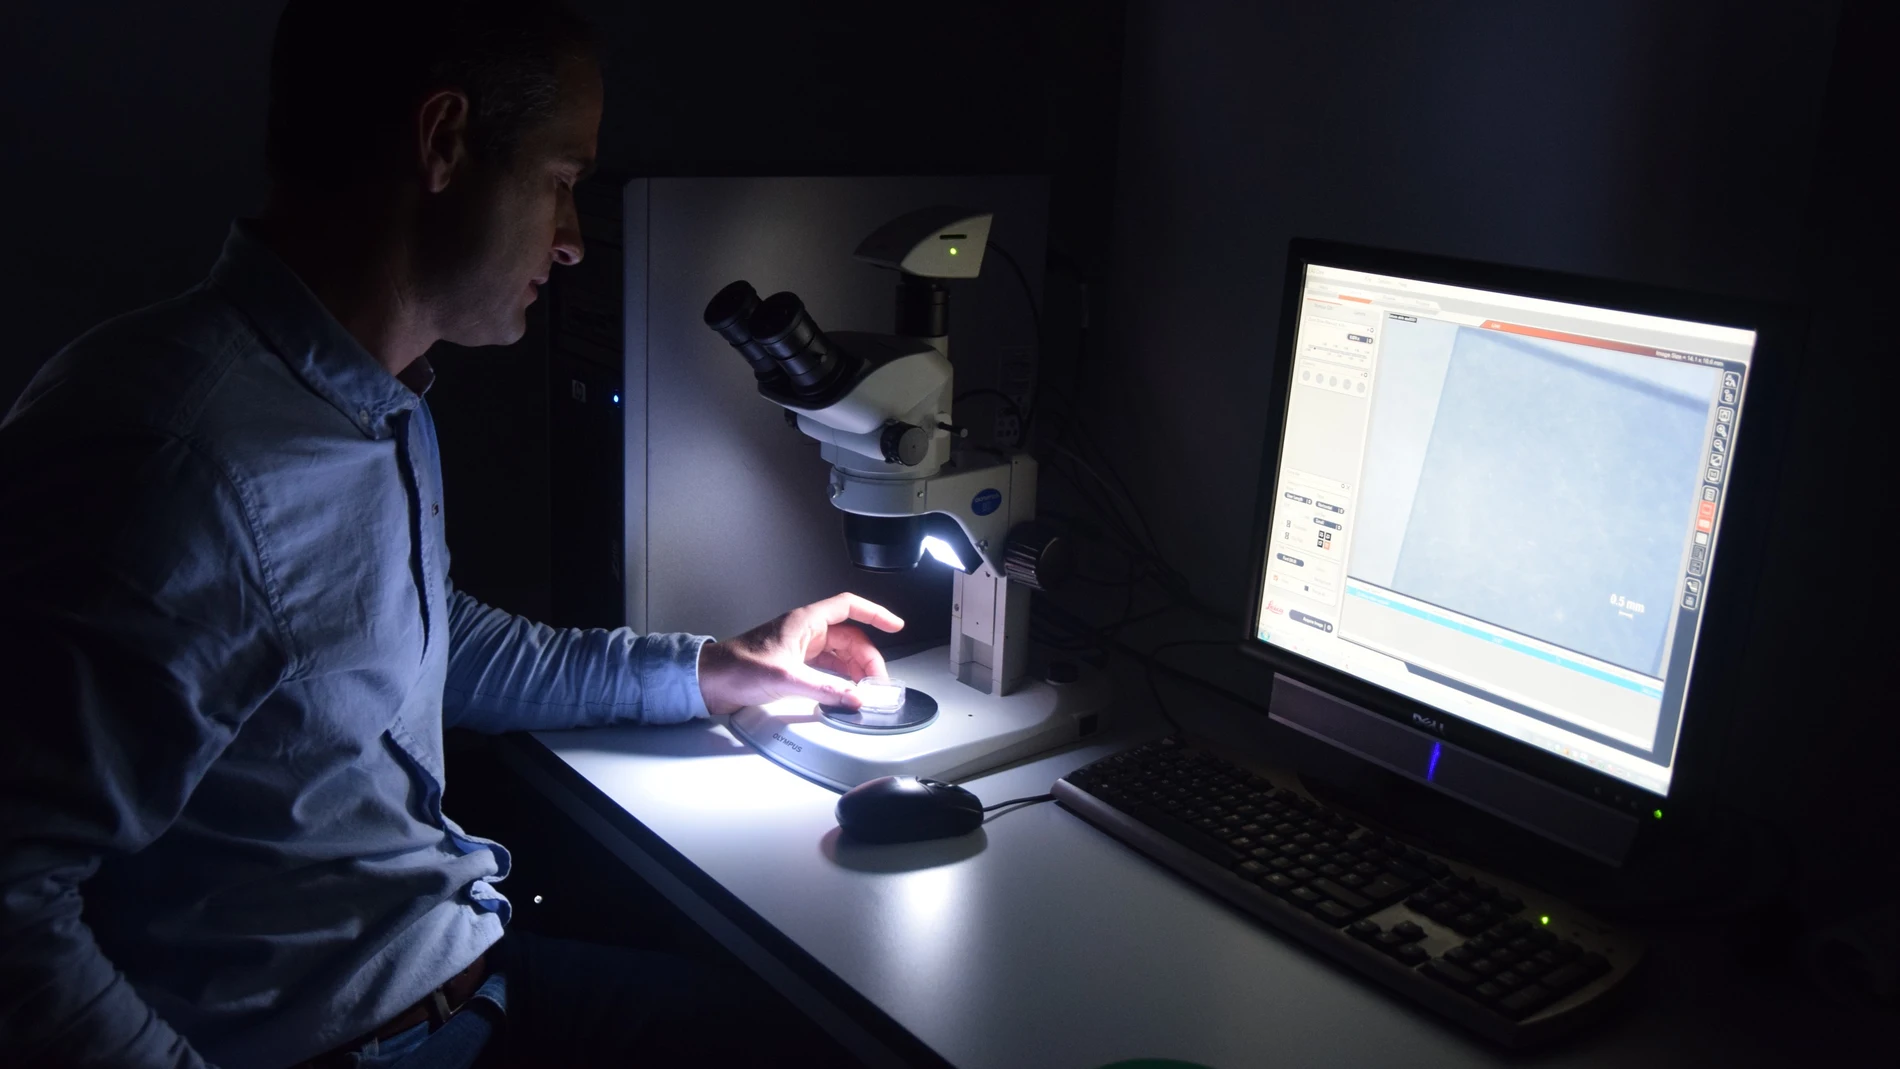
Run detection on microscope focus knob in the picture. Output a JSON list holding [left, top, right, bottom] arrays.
[[880, 422, 932, 466], [1003, 523, 1073, 592]]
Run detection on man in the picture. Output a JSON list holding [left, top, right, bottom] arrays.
[[0, 2, 901, 1066]]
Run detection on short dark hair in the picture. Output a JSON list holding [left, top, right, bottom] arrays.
[[266, 0, 594, 189]]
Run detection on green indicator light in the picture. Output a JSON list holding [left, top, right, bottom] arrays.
[[948, 247, 958, 255], [1654, 808, 1663, 820], [1540, 915, 1551, 925]]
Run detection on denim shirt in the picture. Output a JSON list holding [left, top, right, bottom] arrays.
[[0, 225, 712, 1069]]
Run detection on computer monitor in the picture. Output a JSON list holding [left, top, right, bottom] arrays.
[[1245, 240, 1801, 865]]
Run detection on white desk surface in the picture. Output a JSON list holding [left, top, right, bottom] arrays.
[[508, 700, 1877, 1069]]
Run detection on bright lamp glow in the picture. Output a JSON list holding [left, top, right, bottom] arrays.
[[921, 535, 969, 570]]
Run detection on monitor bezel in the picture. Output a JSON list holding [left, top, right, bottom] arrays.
[[1242, 238, 1804, 822]]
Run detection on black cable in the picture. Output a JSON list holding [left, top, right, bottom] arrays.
[[953, 388, 1025, 424], [984, 239, 1041, 339], [985, 238, 1043, 438], [981, 793, 1056, 813]]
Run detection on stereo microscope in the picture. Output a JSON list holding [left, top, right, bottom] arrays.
[[702, 206, 1108, 790]]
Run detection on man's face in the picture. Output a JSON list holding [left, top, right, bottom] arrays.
[[419, 59, 602, 348]]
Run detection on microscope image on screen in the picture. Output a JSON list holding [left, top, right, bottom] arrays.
[[1349, 318, 1719, 678]]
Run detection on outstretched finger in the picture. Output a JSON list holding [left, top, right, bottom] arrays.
[[780, 663, 862, 710], [815, 624, 888, 682], [809, 592, 905, 634]]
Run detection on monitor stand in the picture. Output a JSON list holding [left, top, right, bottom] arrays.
[[1269, 675, 1640, 866]]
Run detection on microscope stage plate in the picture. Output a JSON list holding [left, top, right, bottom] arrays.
[[727, 648, 1109, 791]]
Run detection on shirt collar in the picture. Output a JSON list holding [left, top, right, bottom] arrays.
[[206, 222, 427, 439]]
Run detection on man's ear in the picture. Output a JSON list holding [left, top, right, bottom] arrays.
[[417, 89, 471, 194]]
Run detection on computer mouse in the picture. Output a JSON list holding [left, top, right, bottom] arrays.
[[835, 776, 984, 843]]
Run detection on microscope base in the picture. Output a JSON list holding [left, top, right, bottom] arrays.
[[728, 648, 1110, 791]]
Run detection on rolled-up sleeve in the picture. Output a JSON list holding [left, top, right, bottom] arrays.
[[441, 587, 713, 733], [0, 428, 291, 1069]]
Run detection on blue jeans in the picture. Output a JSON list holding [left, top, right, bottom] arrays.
[[344, 931, 752, 1068]]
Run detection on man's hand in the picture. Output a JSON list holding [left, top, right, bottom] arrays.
[[697, 593, 906, 716]]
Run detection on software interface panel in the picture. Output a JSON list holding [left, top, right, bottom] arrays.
[[1259, 264, 1757, 795]]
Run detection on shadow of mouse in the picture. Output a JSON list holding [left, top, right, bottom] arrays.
[[819, 824, 988, 872]]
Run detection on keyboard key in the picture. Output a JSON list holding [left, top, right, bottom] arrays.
[[1262, 873, 1299, 896], [1385, 860, 1428, 882], [1498, 984, 1555, 1020], [1309, 878, 1372, 912], [1339, 873, 1368, 888], [1497, 893, 1525, 914], [1347, 920, 1381, 941], [1472, 981, 1505, 1003], [1289, 867, 1318, 883], [1442, 945, 1474, 966], [1313, 900, 1356, 925], [1235, 859, 1268, 879], [1470, 959, 1500, 977], [1360, 874, 1414, 904], [1495, 970, 1527, 991], [1540, 961, 1593, 994], [1391, 921, 1425, 941], [1423, 959, 1479, 990], [1394, 944, 1429, 967], [1290, 886, 1324, 907]]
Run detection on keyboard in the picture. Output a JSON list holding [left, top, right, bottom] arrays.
[[1053, 736, 1643, 1046]]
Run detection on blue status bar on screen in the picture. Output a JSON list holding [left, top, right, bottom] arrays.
[[1346, 586, 1664, 699]]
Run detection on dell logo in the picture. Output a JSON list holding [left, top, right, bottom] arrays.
[[1412, 712, 1446, 735], [772, 732, 803, 753]]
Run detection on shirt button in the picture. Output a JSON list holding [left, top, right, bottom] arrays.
[[431, 502, 440, 516], [357, 408, 371, 425]]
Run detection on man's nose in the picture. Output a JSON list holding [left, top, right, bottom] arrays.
[[553, 196, 584, 266], [553, 224, 584, 267]]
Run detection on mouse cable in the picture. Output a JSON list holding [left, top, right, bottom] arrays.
[[982, 793, 1056, 813]]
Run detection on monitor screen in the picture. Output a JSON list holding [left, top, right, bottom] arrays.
[[1256, 262, 1758, 798]]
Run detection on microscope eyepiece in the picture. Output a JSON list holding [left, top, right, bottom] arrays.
[[703, 280, 787, 385], [751, 292, 851, 398]]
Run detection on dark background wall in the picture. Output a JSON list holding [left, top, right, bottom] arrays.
[[1098, 0, 1894, 909]]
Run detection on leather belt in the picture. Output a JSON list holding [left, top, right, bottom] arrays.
[[293, 952, 490, 1068]]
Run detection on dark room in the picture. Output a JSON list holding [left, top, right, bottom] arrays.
[[1, 2, 1893, 1067]]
